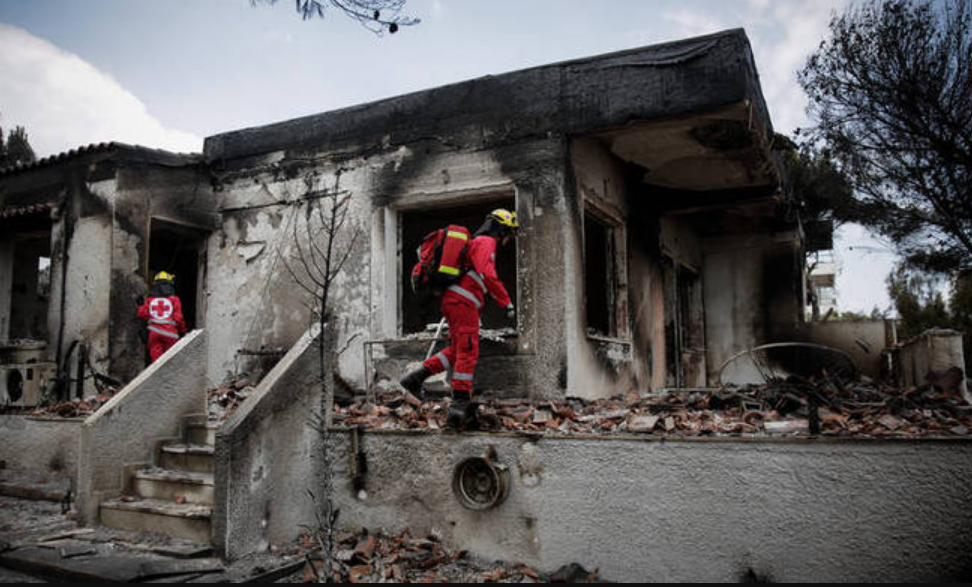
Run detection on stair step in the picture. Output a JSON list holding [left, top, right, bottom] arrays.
[[131, 469, 215, 505], [186, 422, 221, 446], [160, 444, 215, 474], [100, 497, 212, 543]]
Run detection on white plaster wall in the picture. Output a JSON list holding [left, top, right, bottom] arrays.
[[328, 432, 972, 582], [63, 215, 112, 397], [900, 330, 967, 391]]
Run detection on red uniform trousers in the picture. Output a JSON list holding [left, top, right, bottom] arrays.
[[147, 330, 180, 362], [421, 293, 480, 396]]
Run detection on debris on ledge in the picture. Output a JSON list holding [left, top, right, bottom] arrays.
[[335, 377, 972, 438]]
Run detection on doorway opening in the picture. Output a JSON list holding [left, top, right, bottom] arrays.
[[148, 219, 208, 331]]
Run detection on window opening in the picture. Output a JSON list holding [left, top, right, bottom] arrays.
[[400, 197, 516, 335], [8, 234, 52, 342], [584, 211, 614, 337]]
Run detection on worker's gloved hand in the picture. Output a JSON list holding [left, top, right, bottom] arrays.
[[505, 304, 516, 322]]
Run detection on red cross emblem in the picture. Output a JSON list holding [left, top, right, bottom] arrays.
[[149, 298, 174, 320]]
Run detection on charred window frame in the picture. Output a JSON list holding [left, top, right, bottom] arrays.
[[583, 204, 627, 339], [398, 194, 517, 336]]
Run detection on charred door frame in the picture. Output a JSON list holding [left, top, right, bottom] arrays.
[[662, 255, 707, 388]]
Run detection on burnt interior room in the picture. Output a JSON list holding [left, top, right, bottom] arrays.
[[148, 219, 207, 331], [584, 210, 615, 337], [400, 197, 516, 335], [1, 213, 52, 343]]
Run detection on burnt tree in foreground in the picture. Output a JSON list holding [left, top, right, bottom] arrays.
[[278, 171, 363, 582]]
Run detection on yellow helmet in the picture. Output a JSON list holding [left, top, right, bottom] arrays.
[[489, 208, 518, 230], [154, 271, 175, 284]]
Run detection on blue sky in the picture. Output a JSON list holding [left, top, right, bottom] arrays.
[[0, 0, 898, 313]]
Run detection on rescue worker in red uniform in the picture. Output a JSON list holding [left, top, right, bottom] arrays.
[[137, 271, 188, 362], [400, 209, 518, 429]]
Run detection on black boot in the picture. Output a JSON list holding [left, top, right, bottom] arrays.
[[399, 365, 430, 396], [446, 392, 475, 430]]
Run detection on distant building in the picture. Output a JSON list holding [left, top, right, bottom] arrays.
[[808, 250, 838, 319]]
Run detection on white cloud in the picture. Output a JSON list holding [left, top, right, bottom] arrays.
[[661, 9, 730, 40], [0, 23, 202, 158], [834, 223, 897, 314], [746, 0, 848, 134]]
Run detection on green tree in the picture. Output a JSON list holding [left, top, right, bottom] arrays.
[[775, 133, 856, 231], [0, 115, 37, 168], [887, 264, 952, 340], [799, 0, 972, 274]]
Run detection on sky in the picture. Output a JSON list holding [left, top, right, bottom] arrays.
[[0, 0, 897, 313]]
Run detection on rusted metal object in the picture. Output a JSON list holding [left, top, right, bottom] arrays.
[[452, 456, 509, 510]]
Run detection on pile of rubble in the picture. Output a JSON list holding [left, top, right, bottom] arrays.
[[299, 528, 597, 583], [335, 377, 972, 438], [206, 377, 258, 422], [27, 389, 118, 419]]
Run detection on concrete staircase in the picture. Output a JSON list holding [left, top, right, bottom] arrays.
[[98, 415, 220, 544]]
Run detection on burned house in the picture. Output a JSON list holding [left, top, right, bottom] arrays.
[[1, 30, 806, 406], [202, 28, 801, 399], [1, 29, 970, 582], [0, 143, 214, 404]]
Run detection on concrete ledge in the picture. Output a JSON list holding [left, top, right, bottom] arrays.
[[326, 429, 972, 582], [328, 425, 972, 444], [213, 325, 325, 560]]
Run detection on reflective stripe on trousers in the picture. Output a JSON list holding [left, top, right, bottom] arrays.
[[148, 326, 180, 339], [446, 285, 481, 309]]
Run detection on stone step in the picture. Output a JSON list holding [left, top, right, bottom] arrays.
[[159, 444, 215, 474], [99, 497, 212, 544], [131, 469, 215, 505], [186, 421, 220, 446]]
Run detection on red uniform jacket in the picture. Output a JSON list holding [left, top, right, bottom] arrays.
[[137, 295, 187, 340], [444, 236, 512, 310]]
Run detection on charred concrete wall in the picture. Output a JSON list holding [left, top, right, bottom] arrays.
[[569, 137, 644, 399], [201, 29, 790, 397], [207, 133, 570, 398], [109, 166, 216, 384], [326, 431, 972, 582], [704, 231, 803, 385], [802, 320, 891, 379]]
